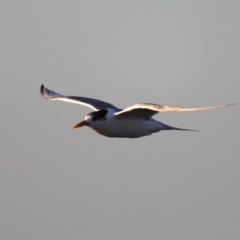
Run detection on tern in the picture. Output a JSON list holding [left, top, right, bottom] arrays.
[[40, 85, 235, 138]]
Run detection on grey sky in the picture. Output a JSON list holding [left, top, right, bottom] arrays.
[[1, 0, 240, 240]]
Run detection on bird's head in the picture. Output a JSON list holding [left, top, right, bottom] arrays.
[[72, 109, 108, 129]]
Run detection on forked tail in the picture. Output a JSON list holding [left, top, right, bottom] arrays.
[[165, 125, 200, 132]]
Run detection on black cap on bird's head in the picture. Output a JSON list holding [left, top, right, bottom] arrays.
[[72, 109, 108, 129]]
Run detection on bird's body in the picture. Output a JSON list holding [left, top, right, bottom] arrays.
[[40, 85, 235, 138], [87, 109, 192, 138], [89, 112, 164, 138]]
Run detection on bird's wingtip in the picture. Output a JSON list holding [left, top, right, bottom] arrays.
[[226, 103, 237, 107], [40, 84, 43, 94], [40, 84, 46, 98]]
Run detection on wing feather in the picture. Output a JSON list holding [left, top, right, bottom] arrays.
[[115, 103, 236, 119], [40, 85, 118, 110]]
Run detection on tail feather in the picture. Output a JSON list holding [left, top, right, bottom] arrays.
[[168, 126, 200, 132], [163, 124, 200, 132]]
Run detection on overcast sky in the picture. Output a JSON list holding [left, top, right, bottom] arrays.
[[1, 1, 240, 240]]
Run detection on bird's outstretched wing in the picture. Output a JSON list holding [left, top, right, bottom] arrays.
[[40, 85, 118, 111], [115, 103, 236, 119]]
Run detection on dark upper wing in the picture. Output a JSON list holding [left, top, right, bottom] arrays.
[[40, 85, 118, 111]]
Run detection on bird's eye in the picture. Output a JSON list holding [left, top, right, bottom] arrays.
[[92, 117, 97, 121]]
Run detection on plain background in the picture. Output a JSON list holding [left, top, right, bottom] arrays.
[[1, 1, 240, 240]]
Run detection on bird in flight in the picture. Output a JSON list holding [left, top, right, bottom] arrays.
[[40, 85, 235, 138]]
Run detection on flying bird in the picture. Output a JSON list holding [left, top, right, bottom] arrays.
[[40, 85, 235, 138]]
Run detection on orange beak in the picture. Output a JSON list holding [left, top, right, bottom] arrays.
[[72, 120, 88, 129]]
